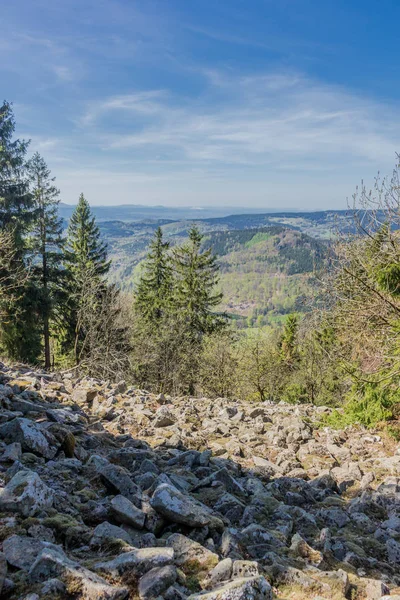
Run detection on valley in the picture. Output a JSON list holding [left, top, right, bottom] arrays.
[[95, 210, 337, 327]]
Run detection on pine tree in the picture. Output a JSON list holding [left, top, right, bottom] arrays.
[[65, 193, 110, 279], [0, 101, 40, 362], [135, 227, 172, 322], [26, 152, 65, 368], [0, 101, 32, 233], [64, 194, 110, 363], [279, 314, 299, 368], [173, 224, 224, 338]]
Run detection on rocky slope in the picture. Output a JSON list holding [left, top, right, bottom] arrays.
[[0, 363, 399, 600]]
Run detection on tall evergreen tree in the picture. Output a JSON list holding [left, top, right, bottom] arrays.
[[173, 225, 224, 338], [65, 193, 110, 280], [0, 101, 40, 362], [135, 227, 172, 322], [0, 101, 32, 233], [64, 194, 110, 363], [26, 152, 65, 368], [279, 313, 299, 368]]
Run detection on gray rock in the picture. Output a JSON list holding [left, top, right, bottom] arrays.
[[364, 578, 390, 599], [386, 537, 400, 564], [232, 560, 259, 579], [187, 576, 272, 599], [111, 494, 146, 529], [41, 578, 66, 595], [1, 442, 22, 462], [150, 484, 223, 529], [153, 407, 177, 427], [3, 535, 59, 571], [0, 418, 56, 458], [0, 469, 53, 516], [29, 547, 129, 599], [91, 521, 132, 546], [95, 547, 174, 578], [98, 462, 141, 503], [167, 533, 219, 569], [206, 558, 233, 587], [0, 553, 6, 595], [138, 565, 177, 599], [317, 508, 350, 528]]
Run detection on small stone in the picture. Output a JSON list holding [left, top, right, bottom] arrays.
[[232, 560, 259, 578]]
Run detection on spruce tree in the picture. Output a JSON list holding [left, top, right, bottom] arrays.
[[0, 101, 32, 233], [26, 152, 65, 368], [279, 314, 299, 368], [64, 194, 110, 363], [65, 193, 110, 279], [0, 101, 40, 362], [135, 227, 172, 323], [173, 224, 224, 338]]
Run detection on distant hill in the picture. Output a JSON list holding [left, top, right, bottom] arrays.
[[204, 227, 328, 327], [102, 222, 328, 328], [58, 203, 291, 223]]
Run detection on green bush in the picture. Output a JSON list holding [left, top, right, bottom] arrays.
[[325, 384, 397, 429]]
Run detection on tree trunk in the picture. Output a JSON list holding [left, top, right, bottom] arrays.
[[44, 314, 51, 369]]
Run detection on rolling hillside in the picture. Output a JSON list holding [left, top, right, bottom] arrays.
[[203, 227, 327, 327], [102, 220, 328, 328]]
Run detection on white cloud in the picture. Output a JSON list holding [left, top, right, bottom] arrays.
[[83, 71, 399, 174]]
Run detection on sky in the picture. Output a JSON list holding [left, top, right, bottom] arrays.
[[3, 0, 400, 209]]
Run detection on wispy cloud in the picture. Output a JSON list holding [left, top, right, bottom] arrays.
[[82, 71, 399, 171]]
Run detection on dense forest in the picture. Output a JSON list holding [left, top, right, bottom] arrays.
[[1, 101, 400, 433]]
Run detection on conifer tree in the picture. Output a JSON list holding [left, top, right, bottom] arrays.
[[173, 224, 224, 338], [279, 313, 299, 368], [26, 152, 65, 368], [0, 101, 40, 362], [64, 194, 110, 363], [135, 227, 172, 322], [65, 193, 110, 279], [0, 101, 32, 233]]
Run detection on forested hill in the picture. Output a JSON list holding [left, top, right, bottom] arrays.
[[206, 227, 328, 326], [202, 226, 327, 271]]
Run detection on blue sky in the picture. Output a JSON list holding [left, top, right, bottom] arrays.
[[3, 0, 400, 209]]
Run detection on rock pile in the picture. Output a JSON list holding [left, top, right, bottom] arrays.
[[0, 362, 399, 599]]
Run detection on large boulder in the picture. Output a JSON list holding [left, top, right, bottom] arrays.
[[95, 547, 174, 578], [90, 522, 132, 547], [110, 494, 146, 529], [98, 462, 141, 503], [0, 418, 56, 458], [138, 565, 177, 599], [167, 533, 219, 570], [0, 470, 53, 517], [29, 547, 129, 599], [3, 535, 59, 571], [153, 407, 177, 428], [187, 576, 272, 599], [151, 484, 223, 529]]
